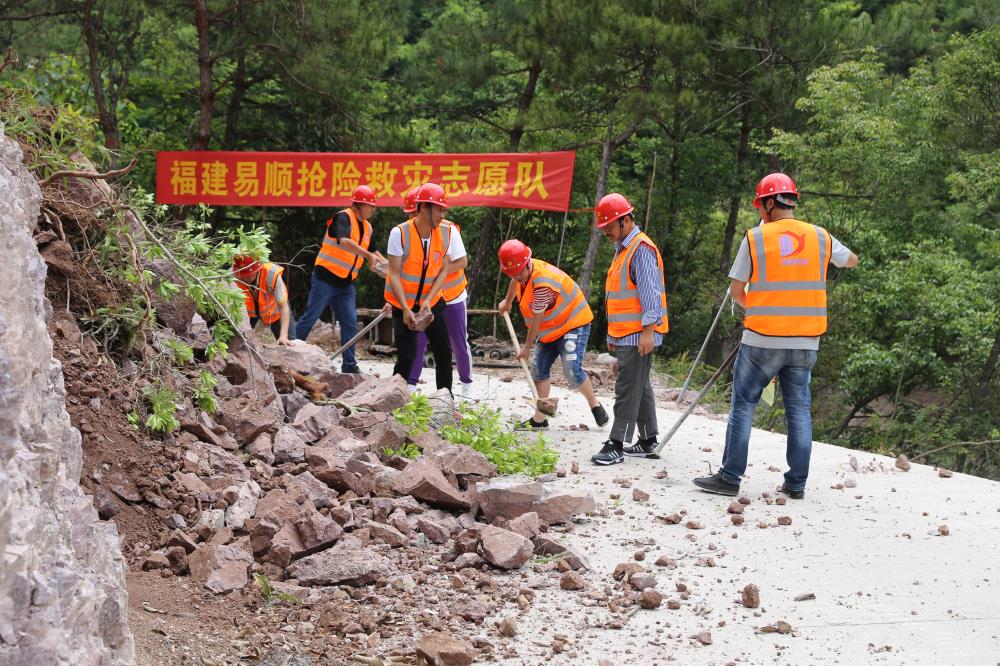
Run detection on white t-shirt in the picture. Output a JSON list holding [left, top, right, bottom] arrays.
[[729, 224, 853, 350], [387, 223, 468, 303]]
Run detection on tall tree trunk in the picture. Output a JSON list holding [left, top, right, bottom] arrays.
[[466, 57, 542, 304], [82, 0, 119, 154], [577, 129, 613, 298], [720, 103, 751, 272], [193, 0, 213, 150]]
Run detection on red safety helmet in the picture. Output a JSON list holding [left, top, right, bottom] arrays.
[[753, 173, 798, 209], [351, 184, 377, 206], [498, 239, 532, 277], [414, 182, 449, 208], [232, 254, 260, 281], [594, 193, 634, 228], [402, 189, 418, 213]]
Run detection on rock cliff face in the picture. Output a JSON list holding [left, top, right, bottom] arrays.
[[0, 133, 133, 663]]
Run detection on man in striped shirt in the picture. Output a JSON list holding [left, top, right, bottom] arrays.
[[592, 193, 669, 466]]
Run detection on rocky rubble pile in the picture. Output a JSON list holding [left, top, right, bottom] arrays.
[[92, 323, 597, 660]]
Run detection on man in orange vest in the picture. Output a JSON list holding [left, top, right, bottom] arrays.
[[497, 239, 608, 429], [694, 173, 858, 498], [406, 190, 476, 399], [384, 182, 457, 392], [296, 184, 386, 373], [233, 255, 294, 346], [591, 193, 670, 465]]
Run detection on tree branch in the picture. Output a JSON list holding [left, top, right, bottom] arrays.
[[38, 156, 138, 187]]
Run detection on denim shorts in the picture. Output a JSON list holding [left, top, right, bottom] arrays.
[[531, 323, 590, 388]]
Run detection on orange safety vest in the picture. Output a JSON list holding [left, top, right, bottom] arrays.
[[744, 218, 831, 336], [517, 259, 594, 344], [383, 219, 452, 310], [315, 208, 372, 280], [605, 230, 669, 337], [440, 220, 467, 302], [239, 262, 285, 325]]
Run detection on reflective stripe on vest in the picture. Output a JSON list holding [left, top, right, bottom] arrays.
[[440, 220, 468, 302], [604, 231, 669, 336], [517, 259, 593, 344], [744, 219, 831, 336], [383, 220, 451, 309], [241, 262, 284, 325], [315, 208, 372, 280]]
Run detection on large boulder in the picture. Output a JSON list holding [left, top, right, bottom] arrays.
[[480, 526, 533, 570], [287, 535, 392, 586], [293, 402, 342, 443], [475, 479, 544, 522], [532, 488, 596, 525], [272, 425, 307, 464], [421, 436, 497, 479], [392, 457, 471, 510], [260, 341, 332, 378], [285, 471, 339, 508], [338, 374, 410, 413], [188, 544, 253, 594], [415, 633, 476, 666], [305, 447, 372, 496]]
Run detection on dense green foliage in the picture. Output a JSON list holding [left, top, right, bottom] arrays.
[[2, 1, 998, 477]]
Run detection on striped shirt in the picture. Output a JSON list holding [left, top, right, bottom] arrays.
[[607, 226, 664, 347]]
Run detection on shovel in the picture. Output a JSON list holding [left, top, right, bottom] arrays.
[[330, 310, 388, 360], [502, 311, 559, 416], [653, 344, 738, 455]]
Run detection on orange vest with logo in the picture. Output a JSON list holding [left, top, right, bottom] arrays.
[[517, 259, 594, 344], [240, 262, 284, 325], [605, 231, 669, 337], [440, 220, 467, 302], [315, 208, 372, 280], [744, 219, 831, 336], [383, 219, 452, 309]]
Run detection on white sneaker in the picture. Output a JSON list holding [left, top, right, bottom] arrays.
[[455, 381, 477, 402]]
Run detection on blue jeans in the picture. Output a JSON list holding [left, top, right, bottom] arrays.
[[531, 323, 590, 388], [295, 272, 358, 371], [720, 344, 817, 490]]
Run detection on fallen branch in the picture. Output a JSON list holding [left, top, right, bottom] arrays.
[[127, 206, 266, 398], [0, 47, 18, 73], [912, 439, 1000, 461], [39, 156, 138, 187]]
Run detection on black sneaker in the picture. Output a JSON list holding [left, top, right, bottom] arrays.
[[591, 404, 609, 427], [341, 365, 361, 374], [515, 417, 548, 430], [591, 440, 624, 466], [779, 484, 805, 500], [623, 436, 659, 459], [693, 471, 739, 496]]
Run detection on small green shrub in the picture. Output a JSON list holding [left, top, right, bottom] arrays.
[[163, 339, 194, 366], [392, 394, 432, 437], [253, 574, 299, 604], [440, 403, 558, 475], [142, 382, 180, 433], [192, 370, 218, 413], [383, 442, 421, 459]]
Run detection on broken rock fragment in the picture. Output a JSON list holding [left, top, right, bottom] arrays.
[[415, 632, 476, 666], [741, 583, 760, 608], [188, 544, 253, 595], [480, 526, 533, 569], [286, 535, 392, 586], [393, 457, 471, 510]]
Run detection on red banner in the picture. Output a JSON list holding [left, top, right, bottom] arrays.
[[155, 151, 575, 211]]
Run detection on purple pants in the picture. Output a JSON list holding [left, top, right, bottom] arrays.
[[410, 300, 473, 384]]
